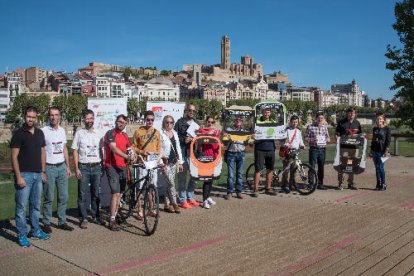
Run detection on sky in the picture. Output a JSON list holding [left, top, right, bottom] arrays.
[[0, 0, 401, 100]]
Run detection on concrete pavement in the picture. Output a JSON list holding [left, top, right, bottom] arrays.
[[1, 156, 414, 275]]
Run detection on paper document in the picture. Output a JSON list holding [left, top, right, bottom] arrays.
[[381, 154, 390, 163], [186, 122, 200, 137]]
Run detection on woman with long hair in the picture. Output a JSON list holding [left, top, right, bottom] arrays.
[[370, 112, 391, 191]]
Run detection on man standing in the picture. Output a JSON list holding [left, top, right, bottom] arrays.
[[103, 114, 134, 231], [72, 109, 104, 229], [252, 108, 277, 197], [304, 112, 331, 190], [224, 116, 246, 200], [11, 106, 49, 247], [335, 107, 362, 190], [41, 107, 74, 233], [174, 103, 200, 208], [132, 111, 161, 219]]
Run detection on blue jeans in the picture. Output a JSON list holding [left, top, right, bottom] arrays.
[[43, 164, 68, 226], [15, 172, 42, 238], [309, 147, 326, 185], [77, 163, 101, 221], [177, 146, 195, 203], [372, 151, 385, 185], [226, 151, 245, 194]]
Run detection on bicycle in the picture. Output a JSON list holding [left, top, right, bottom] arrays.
[[245, 149, 318, 195], [118, 156, 162, 235]]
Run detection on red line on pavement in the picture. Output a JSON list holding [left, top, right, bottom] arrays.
[[273, 235, 359, 276], [400, 201, 414, 210], [335, 191, 373, 204], [0, 246, 35, 258], [96, 235, 229, 275]]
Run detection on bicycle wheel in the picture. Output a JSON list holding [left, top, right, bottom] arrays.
[[143, 184, 159, 235], [291, 163, 318, 195], [117, 186, 135, 221], [245, 163, 266, 191]]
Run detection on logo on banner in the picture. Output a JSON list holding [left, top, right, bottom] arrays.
[[152, 106, 163, 120]]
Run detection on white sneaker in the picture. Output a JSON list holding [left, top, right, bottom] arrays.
[[203, 200, 211, 209], [207, 197, 216, 205]]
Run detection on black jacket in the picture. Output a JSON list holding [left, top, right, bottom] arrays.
[[174, 117, 199, 149], [371, 126, 391, 153], [335, 118, 362, 137]]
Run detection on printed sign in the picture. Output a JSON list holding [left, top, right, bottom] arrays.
[[88, 98, 128, 136], [146, 101, 186, 131], [254, 101, 287, 140]]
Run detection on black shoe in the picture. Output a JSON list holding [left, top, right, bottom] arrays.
[[265, 189, 277, 196], [42, 224, 52, 234], [281, 186, 291, 194], [317, 185, 327, 190], [91, 217, 106, 226], [58, 223, 74, 231], [348, 184, 357, 190]]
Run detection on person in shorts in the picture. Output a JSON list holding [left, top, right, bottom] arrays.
[[252, 108, 277, 197], [103, 114, 135, 231]]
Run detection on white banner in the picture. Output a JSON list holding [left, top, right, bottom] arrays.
[[88, 98, 128, 136], [146, 101, 186, 131]]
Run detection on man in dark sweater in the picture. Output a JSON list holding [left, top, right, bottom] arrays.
[[174, 103, 201, 208], [335, 107, 362, 190]]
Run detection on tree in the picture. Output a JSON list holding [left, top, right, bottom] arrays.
[[66, 95, 87, 123], [52, 95, 67, 119], [127, 98, 140, 121], [5, 94, 29, 124], [385, 0, 414, 129]]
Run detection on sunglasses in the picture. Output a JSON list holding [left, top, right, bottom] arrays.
[[166, 121, 174, 125], [187, 109, 196, 113], [146, 118, 154, 122]]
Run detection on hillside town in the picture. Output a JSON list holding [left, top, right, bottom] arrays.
[[0, 35, 393, 122]]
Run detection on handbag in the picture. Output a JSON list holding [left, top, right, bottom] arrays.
[[279, 129, 297, 158]]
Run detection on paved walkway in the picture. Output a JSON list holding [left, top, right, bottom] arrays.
[[1, 156, 414, 275]]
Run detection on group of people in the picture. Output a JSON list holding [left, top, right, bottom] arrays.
[[10, 104, 391, 247]]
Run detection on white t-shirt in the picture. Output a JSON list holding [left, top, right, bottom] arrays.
[[71, 128, 103, 163], [285, 128, 305, 149], [42, 125, 67, 164]]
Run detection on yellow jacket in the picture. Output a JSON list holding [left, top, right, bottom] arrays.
[[132, 126, 161, 157]]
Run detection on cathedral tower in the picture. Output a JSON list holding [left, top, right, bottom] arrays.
[[221, 35, 230, 70]]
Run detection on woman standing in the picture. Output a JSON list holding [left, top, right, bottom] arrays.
[[197, 116, 220, 209], [160, 115, 184, 213], [370, 112, 391, 191]]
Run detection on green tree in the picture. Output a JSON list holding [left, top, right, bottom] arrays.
[[66, 95, 87, 123], [52, 95, 67, 119], [385, 0, 414, 129], [5, 94, 30, 124], [127, 98, 140, 120], [31, 94, 51, 124]]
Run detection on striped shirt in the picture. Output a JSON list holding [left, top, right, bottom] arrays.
[[304, 123, 330, 148]]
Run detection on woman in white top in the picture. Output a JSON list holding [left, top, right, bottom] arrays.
[[160, 115, 184, 213], [281, 115, 305, 193]]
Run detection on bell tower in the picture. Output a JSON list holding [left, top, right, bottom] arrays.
[[221, 35, 230, 70]]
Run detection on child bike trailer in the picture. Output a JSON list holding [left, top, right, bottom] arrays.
[[333, 132, 367, 174], [189, 134, 223, 181]]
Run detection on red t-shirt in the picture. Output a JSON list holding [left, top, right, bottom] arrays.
[[104, 129, 130, 168]]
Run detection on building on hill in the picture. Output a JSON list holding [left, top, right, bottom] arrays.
[[331, 79, 364, 107]]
